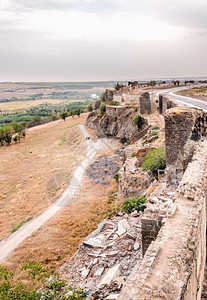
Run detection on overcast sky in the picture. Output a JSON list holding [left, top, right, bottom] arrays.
[[0, 0, 207, 81]]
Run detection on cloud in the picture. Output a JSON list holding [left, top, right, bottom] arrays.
[[0, 0, 206, 81], [1, 0, 207, 30]]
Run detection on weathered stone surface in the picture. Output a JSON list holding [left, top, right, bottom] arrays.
[[139, 92, 151, 114], [159, 94, 177, 114], [165, 107, 207, 176], [86, 156, 120, 186], [119, 141, 207, 300], [86, 108, 148, 142], [99, 264, 121, 286]]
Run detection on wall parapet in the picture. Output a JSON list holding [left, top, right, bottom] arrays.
[[119, 140, 207, 300]]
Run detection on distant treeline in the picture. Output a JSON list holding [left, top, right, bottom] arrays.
[[0, 101, 87, 128]]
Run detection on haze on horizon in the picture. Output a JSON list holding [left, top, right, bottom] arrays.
[[0, 0, 207, 82]]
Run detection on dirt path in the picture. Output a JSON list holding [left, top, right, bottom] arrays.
[[0, 125, 108, 263]]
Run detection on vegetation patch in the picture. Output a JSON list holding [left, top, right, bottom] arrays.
[[141, 147, 166, 175], [121, 196, 147, 214], [11, 217, 33, 233], [148, 131, 158, 137], [106, 100, 119, 106], [133, 115, 142, 128], [0, 262, 86, 299]]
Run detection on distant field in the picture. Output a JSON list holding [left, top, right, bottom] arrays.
[[0, 99, 84, 112], [178, 85, 207, 101]]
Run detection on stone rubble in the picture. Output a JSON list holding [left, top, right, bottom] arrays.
[[59, 180, 177, 299]]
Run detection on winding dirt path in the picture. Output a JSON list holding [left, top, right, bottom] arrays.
[[0, 125, 108, 263]]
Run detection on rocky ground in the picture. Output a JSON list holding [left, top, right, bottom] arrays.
[[60, 211, 143, 299], [86, 156, 121, 186]]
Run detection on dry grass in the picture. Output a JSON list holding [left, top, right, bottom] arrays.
[[0, 113, 121, 283], [3, 138, 121, 282], [178, 85, 207, 101], [0, 114, 88, 241], [5, 176, 120, 278], [0, 99, 84, 112]]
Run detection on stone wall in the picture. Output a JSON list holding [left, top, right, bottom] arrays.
[[106, 105, 126, 117], [105, 89, 115, 101], [119, 140, 207, 300], [165, 107, 207, 178], [159, 94, 177, 114], [139, 92, 151, 114], [141, 217, 162, 256]]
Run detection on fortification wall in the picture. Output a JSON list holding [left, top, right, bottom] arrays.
[[119, 140, 207, 300], [159, 94, 177, 114]]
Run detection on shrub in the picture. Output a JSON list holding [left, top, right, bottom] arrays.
[[151, 126, 160, 130], [99, 92, 105, 102], [133, 115, 142, 128], [141, 147, 166, 175], [106, 101, 119, 106], [121, 196, 147, 214], [0, 263, 86, 300], [94, 100, 101, 109], [148, 131, 158, 137], [113, 173, 119, 182], [131, 152, 136, 158], [87, 104, 93, 112], [134, 107, 138, 112], [100, 104, 106, 116]]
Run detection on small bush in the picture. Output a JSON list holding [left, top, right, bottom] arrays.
[[141, 147, 166, 175], [151, 126, 160, 130], [133, 115, 142, 128], [134, 107, 139, 112], [113, 173, 119, 182], [100, 104, 106, 116], [11, 217, 33, 233], [106, 101, 119, 106], [155, 99, 158, 103], [121, 196, 147, 214], [149, 131, 158, 137], [131, 152, 136, 158]]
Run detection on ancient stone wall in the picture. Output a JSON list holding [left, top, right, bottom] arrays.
[[165, 107, 207, 178], [105, 106, 126, 118], [119, 140, 207, 300], [139, 92, 151, 114], [105, 89, 115, 101], [159, 94, 177, 114], [141, 217, 162, 256]]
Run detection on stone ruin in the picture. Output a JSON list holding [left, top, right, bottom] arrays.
[[139, 92, 151, 114], [159, 93, 177, 114], [165, 107, 207, 180]]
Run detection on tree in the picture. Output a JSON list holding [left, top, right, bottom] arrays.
[[2, 125, 14, 146], [114, 83, 124, 91], [87, 104, 93, 112], [149, 80, 156, 87], [60, 112, 68, 121], [75, 108, 81, 117]]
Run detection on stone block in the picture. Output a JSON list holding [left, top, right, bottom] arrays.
[[99, 264, 121, 286]]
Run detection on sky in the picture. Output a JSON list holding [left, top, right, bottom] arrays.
[[0, 0, 207, 81]]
